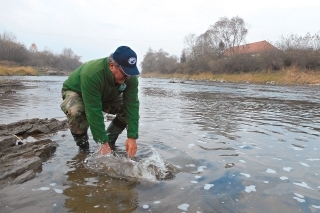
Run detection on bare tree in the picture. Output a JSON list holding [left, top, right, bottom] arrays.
[[0, 31, 29, 63], [183, 33, 199, 60], [208, 16, 248, 53], [141, 48, 179, 74]]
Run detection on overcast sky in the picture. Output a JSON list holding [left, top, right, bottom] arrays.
[[1, 0, 320, 66]]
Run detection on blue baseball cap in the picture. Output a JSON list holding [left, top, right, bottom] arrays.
[[113, 46, 140, 76]]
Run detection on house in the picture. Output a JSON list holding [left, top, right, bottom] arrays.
[[224, 40, 281, 56]]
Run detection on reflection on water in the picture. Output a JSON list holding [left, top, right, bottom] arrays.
[[64, 152, 139, 213], [0, 76, 319, 213]]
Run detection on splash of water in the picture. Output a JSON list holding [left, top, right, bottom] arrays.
[[84, 147, 177, 181]]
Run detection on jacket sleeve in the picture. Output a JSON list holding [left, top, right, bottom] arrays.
[[80, 74, 109, 143], [123, 77, 140, 139]]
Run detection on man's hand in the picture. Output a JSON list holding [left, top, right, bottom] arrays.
[[125, 138, 137, 158], [98, 142, 111, 155]]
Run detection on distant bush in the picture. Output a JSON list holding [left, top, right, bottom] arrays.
[[0, 31, 82, 71]]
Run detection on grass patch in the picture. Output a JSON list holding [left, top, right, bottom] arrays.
[[0, 66, 38, 76]]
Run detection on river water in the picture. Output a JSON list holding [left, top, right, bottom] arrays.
[[0, 76, 319, 213]]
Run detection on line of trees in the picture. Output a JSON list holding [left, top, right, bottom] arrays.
[[141, 16, 320, 74], [0, 32, 82, 71]]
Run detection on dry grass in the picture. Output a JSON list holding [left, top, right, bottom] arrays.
[[141, 67, 320, 85], [0, 65, 37, 76]]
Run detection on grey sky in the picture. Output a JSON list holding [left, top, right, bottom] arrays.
[[1, 0, 320, 66]]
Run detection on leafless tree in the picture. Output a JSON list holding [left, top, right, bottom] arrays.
[[141, 48, 179, 74], [208, 16, 248, 53]]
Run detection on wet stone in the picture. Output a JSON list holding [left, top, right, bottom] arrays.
[[12, 170, 36, 185], [0, 136, 16, 149], [0, 118, 68, 189]]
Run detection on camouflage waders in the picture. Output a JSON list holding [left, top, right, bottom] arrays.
[[60, 90, 127, 150]]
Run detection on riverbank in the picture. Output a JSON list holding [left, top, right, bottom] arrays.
[[141, 67, 320, 85], [1, 65, 319, 85], [0, 64, 70, 76]]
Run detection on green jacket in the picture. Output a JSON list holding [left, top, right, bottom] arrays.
[[62, 57, 139, 143]]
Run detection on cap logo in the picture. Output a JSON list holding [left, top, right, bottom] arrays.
[[128, 57, 136, 65]]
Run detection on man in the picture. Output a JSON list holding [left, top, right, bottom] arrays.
[[60, 46, 140, 158]]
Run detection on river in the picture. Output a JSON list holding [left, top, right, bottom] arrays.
[[0, 76, 319, 213]]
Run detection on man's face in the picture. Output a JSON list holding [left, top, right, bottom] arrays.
[[110, 62, 130, 84]]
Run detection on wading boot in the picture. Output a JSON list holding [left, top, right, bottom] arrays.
[[106, 118, 126, 150], [72, 132, 89, 151]]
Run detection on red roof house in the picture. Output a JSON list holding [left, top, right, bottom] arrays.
[[225, 40, 281, 56]]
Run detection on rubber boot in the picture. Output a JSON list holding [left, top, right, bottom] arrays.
[[72, 132, 89, 150], [106, 118, 126, 150]]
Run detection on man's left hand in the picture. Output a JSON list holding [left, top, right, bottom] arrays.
[[125, 138, 137, 158]]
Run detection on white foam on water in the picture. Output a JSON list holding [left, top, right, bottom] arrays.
[[263, 181, 269, 183], [197, 166, 207, 172], [312, 205, 320, 209], [186, 164, 196, 167], [293, 182, 314, 190], [239, 145, 247, 149], [54, 188, 63, 194], [245, 185, 256, 193], [204, 184, 214, 190], [272, 158, 282, 160], [306, 158, 320, 161], [283, 167, 293, 172], [240, 173, 251, 178], [294, 193, 304, 198], [280, 176, 288, 180], [197, 140, 207, 144], [266, 168, 276, 174], [154, 201, 161, 204], [94, 205, 99, 208], [191, 181, 198, 183], [178, 203, 190, 211], [236, 151, 245, 154], [293, 197, 305, 202], [143, 205, 149, 209], [195, 175, 202, 179], [299, 162, 310, 167], [35, 187, 50, 191], [318, 186, 320, 189], [291, 146, 303, 151], [175, 165, 182, 169], [239, 160, 246, 163], [50, 183, 56, 186], [188, 143, 195, 148]]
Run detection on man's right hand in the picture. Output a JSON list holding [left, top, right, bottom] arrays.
[[98, 142, 111, 155]]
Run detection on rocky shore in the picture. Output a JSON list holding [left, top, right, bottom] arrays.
[[0, 118, 68, 189]]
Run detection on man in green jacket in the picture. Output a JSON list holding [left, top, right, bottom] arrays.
[[60, 46, 139, 158]]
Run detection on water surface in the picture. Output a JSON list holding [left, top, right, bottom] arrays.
[[0, 76, 319, 213]]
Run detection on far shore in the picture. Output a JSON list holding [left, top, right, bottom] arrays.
[[1, 65, 319, 86], [141, 68, 320, 86]]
